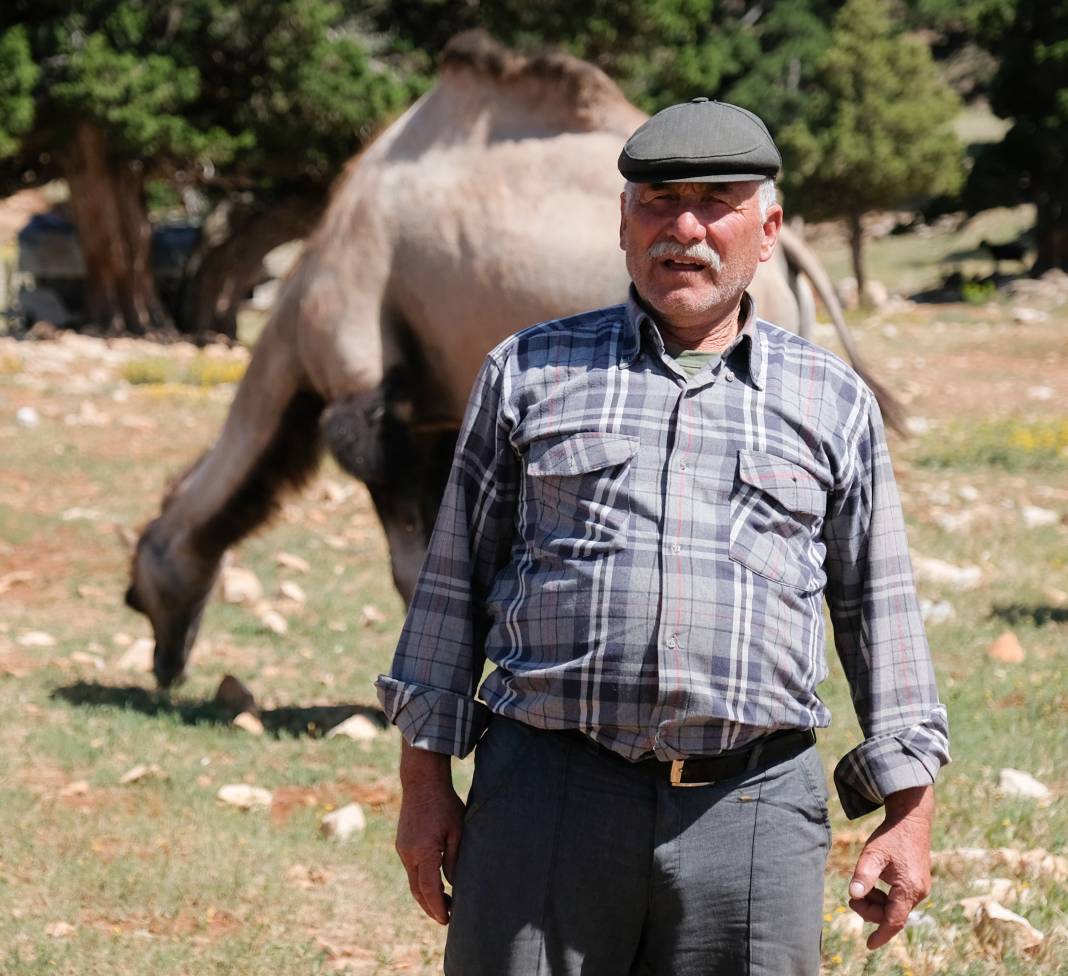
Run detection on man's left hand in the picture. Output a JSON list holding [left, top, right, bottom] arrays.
[[848, 784, 934, 950]]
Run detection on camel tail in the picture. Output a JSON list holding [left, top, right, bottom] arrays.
[[189, 388, 326, 559], [779, 229, 908, 436]]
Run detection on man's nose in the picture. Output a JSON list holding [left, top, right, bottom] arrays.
[[670, 208, 706, 244]]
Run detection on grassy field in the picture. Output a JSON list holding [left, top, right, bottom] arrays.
[[1, 232, 1066, 974]]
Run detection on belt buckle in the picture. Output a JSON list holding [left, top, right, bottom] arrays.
[[669, 759, 708, 788]]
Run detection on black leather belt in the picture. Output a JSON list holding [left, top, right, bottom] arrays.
[[567, 727, 816, 787]]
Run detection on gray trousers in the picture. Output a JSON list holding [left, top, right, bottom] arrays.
[[445, 717, 830, 976]]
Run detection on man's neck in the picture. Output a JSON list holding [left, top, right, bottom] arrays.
[[640, 297, 744, 354]]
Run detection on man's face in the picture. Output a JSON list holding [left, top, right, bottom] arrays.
[[619, 179, 783, 331]]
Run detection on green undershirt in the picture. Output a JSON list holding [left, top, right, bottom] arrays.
[[664, 346, 721, 378]]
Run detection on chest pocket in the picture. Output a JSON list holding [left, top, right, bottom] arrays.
[[525, 432, 639, 558], [728, 450, 827, 592]]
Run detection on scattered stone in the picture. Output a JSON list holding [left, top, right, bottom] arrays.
[[276, 552, 310, 574], [973, 900, 1044, 954], [17, 630, 56, 648], [911, 554, 982, 591], [112, 632, 132, 648], [1011, 307, 1049, 325], [15, 406, 40, 427], [220, 565, 263, 605], [830, 911, 866, 938], [998, 768, 1051, 802], [933, 847, 1068, 881], [233, 711, 265, 736], [217, 784, 273, 810], [987, 632, 1026, 664], [257, 607, 288, 635], [920, 600, 955, 625], [0, 570, 33, 595], [116, 637, 154, 673], [60, 507, 104, 522], [45, 921, 76, 939], [958, 484, 980, 502], [278, 580, 307, 604], [971, 877, 1018, 904], [906, 909, 937, 931], [1027, 386, 1054, 401], [120, 763, 164, 785], [213, 674, 258, 716], [360, 604, 386, 627], [58, 780, 90, 798], [326, 714, 381, 742], [69, 651, 105, 670], [905, 416, 931, 435], [320, 802, 367, 840], [1022, 505, 1059, 529]]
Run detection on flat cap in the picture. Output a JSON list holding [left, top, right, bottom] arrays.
[[618, 97, 781, 183]]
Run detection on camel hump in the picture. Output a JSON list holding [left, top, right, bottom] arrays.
[[441, 30, 644, 135]]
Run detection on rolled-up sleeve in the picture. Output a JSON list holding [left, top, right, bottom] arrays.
[[375, 354, 518, 757], [822, 392, 950, 819]]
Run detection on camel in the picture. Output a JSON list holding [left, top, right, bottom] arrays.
[[126, 32, 900, 688]]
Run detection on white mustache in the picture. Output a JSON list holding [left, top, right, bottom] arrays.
[[647, 240, 722, 271]]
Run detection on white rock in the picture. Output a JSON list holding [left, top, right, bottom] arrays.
[[69, 651, 105, 669], [17, 630, 57, 648], [15, 406, 40, 427], [998, 769, 1051, 801], [275, 551, 310, 574], [1012, 307, 1048, 325], [1022, 505, 1058, 529], [905, 416, 932, 435], [278, 580, 307, 604], [320, 802, 366, 840], [45, 921, 76, 939], [906, 909, 937, 930], [220, 565, 263, 605], [233, 711, 265, 736], [258, 608, 288, 635], [911, 554, 982, 591], [116, 637, 154, 673], [920, 600, 955, 624], [327, 714, 381, 742], [58, 780, 90, 798], [958, 484, 980, 502], [360, 604, 386, 627], [1027, 385, 1054, 401], [217, 784, 273, 810], [830, 911, 866, 938], [973, 899, 1044, 952], [119, 763, 163, 785]]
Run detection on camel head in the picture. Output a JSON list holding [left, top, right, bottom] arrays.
[[125, 517, 217, 688]]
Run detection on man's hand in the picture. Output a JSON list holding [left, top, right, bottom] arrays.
[[395, 741, 465, 925], [848, 784, 934, 950]]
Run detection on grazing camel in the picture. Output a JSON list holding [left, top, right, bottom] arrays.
[[126, 32, 899, 688]]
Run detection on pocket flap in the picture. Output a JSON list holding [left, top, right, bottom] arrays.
[[527, 433, 639, 477], [738, 450, 826, 517]]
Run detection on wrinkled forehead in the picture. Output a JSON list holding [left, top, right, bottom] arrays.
[[628, 179, 762, 203]]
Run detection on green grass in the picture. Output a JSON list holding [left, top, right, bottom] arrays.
[[120, 355, 246, 388], [915, 416, 1068, 472]]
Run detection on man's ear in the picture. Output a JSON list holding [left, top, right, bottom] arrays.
[[759, 204, 784, 263]]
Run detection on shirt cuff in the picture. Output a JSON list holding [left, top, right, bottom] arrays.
[[375, 675, 491, 757], [833, 706, 951, 819]]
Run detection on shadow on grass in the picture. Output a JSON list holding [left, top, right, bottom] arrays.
[[990, 604, 1068, 628], [50, 681, 388, 738]]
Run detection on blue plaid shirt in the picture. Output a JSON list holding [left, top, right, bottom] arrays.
[[377, 293, 949, 818]]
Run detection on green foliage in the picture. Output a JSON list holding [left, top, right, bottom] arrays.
[[778, 0, 965, 222], [960, 277, 998, 304], [0, 26, 38, 158], [916, 416, 1068, 471]]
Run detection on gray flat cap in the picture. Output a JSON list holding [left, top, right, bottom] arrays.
[[618, 97, 781, 183]]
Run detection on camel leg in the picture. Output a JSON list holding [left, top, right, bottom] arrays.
[[322, 368, 457, 604], [127, 313, 328, 687]]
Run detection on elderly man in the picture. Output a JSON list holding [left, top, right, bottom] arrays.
[[376, 98, 949, 975]]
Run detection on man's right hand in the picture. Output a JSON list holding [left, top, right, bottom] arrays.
[[395, 741, 464, 925]]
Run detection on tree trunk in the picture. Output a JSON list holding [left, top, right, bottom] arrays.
[[178, 193, 326, 338], [848, 212, 868, 307], [62, 123, 171, 335], [1032, 203, 1068, 273]]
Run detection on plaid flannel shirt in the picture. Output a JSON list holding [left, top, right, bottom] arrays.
[[376, 293, 950, 818]]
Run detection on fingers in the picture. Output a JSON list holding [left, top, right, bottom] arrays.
[[866, 886, 913, 950], [418, 855, 450, 925], [848, 886, 887, 923], [849, 848, 887, 902], [443, 825, 462, 886]]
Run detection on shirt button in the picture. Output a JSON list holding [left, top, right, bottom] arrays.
[[679, 459, 687, 471], [671, 542, 681, 554], [666, 634, 678, 649], [725, 371, 734, 382]]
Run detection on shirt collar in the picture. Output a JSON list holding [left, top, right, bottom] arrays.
[[623, 286, 766, 390]]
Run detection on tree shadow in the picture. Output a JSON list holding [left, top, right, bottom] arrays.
[[50, 681, 388, 738], [990, 604, 1068, 628]]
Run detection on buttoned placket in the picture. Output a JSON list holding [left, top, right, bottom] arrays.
[[651, 351, 728, 757]]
